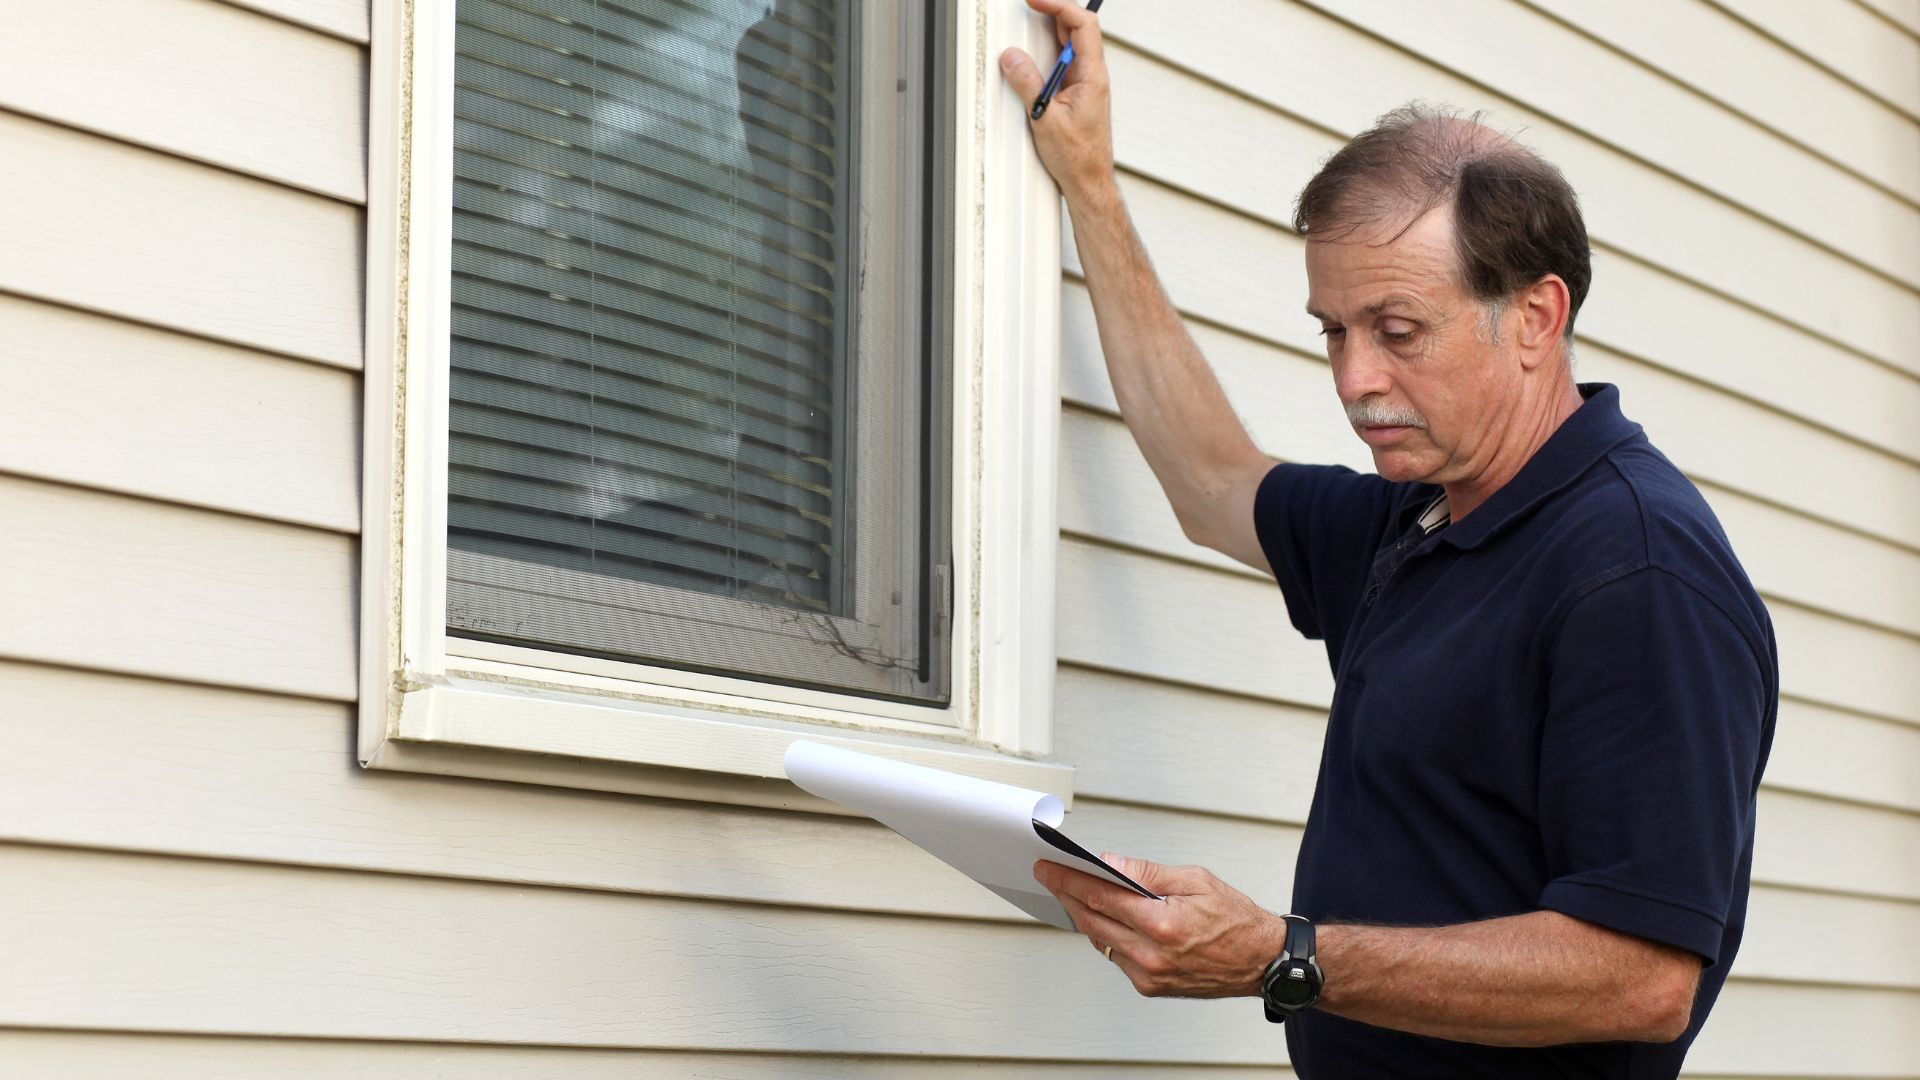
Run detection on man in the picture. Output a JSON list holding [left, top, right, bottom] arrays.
[[1000, 1, 1777, 1076]]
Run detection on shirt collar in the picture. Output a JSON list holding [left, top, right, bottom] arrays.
[[1414, 493, 1451, 536], [1437, 382, 1644, 551]]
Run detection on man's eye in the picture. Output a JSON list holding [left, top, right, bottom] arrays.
[[1318, 327, 1345, 338]]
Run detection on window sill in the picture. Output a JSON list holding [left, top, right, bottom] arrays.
[[361, 676, 1076, 814]]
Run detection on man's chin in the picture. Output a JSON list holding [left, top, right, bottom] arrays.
[[1369, 451, 1434, 484]]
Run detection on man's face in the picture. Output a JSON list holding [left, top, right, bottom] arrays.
[[1304, 206, 1519, 486]]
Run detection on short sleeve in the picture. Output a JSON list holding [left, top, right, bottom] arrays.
[[1536, 568, 1770, 963], [1252, 463, 1403, 649]]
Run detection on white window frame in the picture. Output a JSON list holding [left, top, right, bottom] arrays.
[[359, 0, 1071, 809]]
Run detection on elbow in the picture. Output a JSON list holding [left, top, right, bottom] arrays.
[[1168, 482, 1226, 551], [1170, 476, 1244, 555], [1173, 506, 1215, 551], [1617, 964, 1699, 1044], [1168, 448, 1272, 557]]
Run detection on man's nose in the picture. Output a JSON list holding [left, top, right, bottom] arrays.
[[1333, 343, 1394, 405]]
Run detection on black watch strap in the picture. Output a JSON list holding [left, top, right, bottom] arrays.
[[1261, 914, 1322, 1024], [1285, 914, 1316, 965]]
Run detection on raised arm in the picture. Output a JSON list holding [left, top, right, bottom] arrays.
[[1001, 0, 1275, 573]]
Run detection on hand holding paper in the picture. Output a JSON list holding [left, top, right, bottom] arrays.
[[1035, 854, 1289, 999], [785, 740, 1289, 1001]]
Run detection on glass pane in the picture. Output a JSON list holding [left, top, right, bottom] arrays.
[[449, 0, 847, 612], [444, 0, 951, 704]]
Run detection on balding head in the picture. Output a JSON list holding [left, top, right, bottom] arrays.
[[1295, 103, 1591, 343]]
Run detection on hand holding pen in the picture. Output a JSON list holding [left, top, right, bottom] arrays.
[[1001, 0, 1116, 199], [1030, 0, 1105, 120]]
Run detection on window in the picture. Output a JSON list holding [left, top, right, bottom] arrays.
[[446, 0, 952, 704], [362, 0, 1070, 805]]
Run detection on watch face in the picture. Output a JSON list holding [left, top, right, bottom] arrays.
[[1267, 964, 1317, 1008]]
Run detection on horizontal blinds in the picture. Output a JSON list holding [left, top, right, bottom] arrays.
[[446, 0, 848, 620]]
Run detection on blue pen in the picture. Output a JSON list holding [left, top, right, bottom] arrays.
[[1029, 0, 1105, 120]]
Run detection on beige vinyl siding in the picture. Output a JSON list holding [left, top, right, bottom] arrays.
[[0, 113, 363, 370], [0, 0, 366, 201], [1523, 0, 1920, 202], [221, 0, 371, 43], [1707, 0, 1920, 125], [0, 296, 361, 532], [0, 2, 1914, 1079], [1857, 0, 1920, 38], [0, 475, 358, 700], [0, 1033, 1298, 1080]]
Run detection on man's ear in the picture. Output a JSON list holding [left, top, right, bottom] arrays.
[[1514, 273, 1572, 369]]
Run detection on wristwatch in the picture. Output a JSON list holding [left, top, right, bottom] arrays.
[[1259, 914, 1323, 1023]]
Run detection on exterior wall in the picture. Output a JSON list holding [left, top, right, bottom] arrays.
[[0, 1, 1914, 1078]]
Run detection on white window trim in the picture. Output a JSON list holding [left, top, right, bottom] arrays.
[[359, 0, 1071, 810]]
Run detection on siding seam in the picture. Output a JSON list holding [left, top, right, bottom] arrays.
[[0, 104, 367, 209]]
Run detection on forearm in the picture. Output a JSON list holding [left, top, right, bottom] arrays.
[[1313, 911, 1699, 1047], [1001, 2, 1268, 561], [1065, 180, 1268, 554]]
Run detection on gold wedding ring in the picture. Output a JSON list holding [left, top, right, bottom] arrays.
[[1104, 945, 1115, 961]]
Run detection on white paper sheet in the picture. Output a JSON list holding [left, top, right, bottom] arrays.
[[783, 740, 1160, 930]]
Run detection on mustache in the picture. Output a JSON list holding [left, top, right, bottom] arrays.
[[1346, 399, 1428, 429]]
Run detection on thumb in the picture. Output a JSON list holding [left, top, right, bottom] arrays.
[[1000, 48, 1044, 110], [1102, 852, 1171, 888]]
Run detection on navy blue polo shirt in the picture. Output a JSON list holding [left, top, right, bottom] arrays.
[[1254, 384, 1777, 1079]]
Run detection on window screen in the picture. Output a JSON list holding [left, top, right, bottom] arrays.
[[445, 0, 951, 704]]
